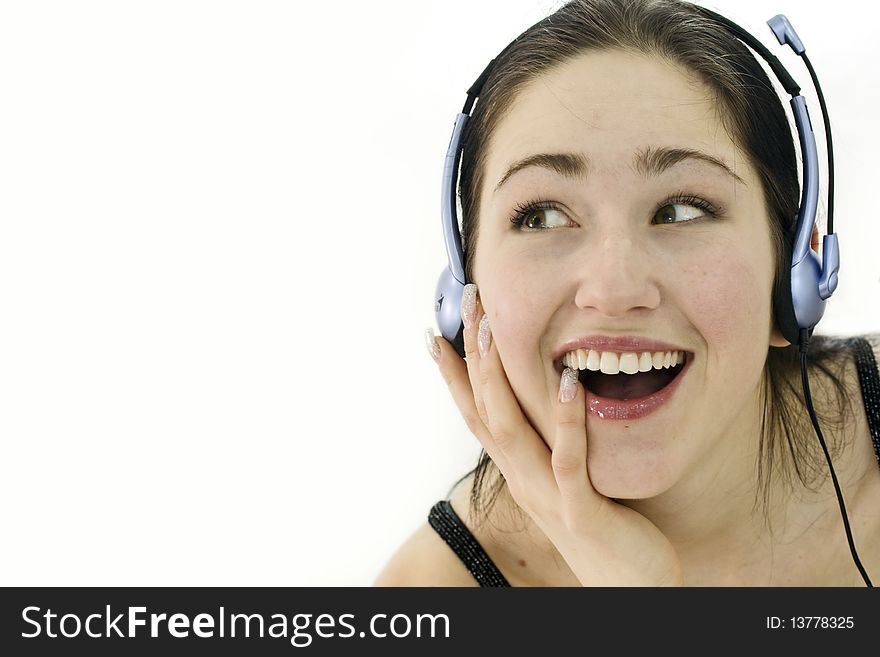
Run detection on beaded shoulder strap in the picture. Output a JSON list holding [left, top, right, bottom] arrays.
[[428, 500, 511, 587], [851, 336, 880, 465]]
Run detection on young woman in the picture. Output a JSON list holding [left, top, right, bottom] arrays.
[[376, 0, 880, 586]]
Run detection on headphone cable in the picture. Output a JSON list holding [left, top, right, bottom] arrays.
[[799, 328, 872, 586]]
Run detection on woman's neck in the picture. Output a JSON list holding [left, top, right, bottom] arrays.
[[622, 358, 877, 585]]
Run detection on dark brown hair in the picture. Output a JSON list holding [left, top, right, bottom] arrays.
[[450, 0, 858, 530]]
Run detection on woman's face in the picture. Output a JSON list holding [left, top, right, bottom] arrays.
[[471, 50, 787, 499]]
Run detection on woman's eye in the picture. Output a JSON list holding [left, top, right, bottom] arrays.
[[510, 195, 719, 231], [653, 202, 712, 224], [510, 206, 568, 231]]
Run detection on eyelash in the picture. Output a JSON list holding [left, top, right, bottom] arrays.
[[507, 192, 722, 231]]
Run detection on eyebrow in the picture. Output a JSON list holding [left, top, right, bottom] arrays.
[[493, 146, 746, 193]]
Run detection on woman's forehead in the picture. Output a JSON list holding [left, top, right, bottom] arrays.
[[485, 50, 744, 188]]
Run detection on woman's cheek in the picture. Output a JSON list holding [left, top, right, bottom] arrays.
[[676, 248, 772, 371], [482, 260, 562, 423], [487, 271, 553, 363]]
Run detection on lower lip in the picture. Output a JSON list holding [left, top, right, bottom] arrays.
[[585, 355, 692, 421]]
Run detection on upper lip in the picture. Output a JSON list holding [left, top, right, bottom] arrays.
[[551, 335, 693, 370]]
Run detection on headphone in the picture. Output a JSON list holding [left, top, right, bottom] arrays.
[[434, 8, 838, 356], [432, 5, 872, 586]]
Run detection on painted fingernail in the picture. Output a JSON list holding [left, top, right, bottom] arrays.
[[559, 367, 579, 403], [425, 327, 441, 364], [478, 314, 491, 357], [461, 283, 478, 329]]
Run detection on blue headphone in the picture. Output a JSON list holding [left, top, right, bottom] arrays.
[[434, 8, 839, 359]]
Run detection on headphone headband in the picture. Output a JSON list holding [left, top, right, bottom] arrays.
[[435, 6, 838, 356]]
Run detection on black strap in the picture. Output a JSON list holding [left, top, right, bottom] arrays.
[[852, 337, 880, 465], [428, 501, 511, 587]]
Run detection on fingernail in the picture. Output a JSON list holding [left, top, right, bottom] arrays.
[[425, 327, 441, 364], [478, 314, 491, 357], [461, 283, 478, 329], [559, 367, 579, 403]]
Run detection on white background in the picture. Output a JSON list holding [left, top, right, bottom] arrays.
[[0, 0, 877, 586]]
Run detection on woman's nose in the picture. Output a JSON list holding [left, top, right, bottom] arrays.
[[572, 232, 661, 318]]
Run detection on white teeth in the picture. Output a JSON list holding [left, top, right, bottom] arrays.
[[618, 352, 639, 374], [652, 352, 664, 369], [561, 348, 686, 375], [599, 352, 619, 374]]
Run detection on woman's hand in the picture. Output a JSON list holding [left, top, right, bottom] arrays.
[[427, 283, 683, 586]]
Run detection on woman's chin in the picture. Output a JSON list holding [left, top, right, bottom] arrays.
[[587, 459, 678, 500]]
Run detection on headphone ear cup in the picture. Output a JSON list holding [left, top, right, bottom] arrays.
[[435, 267, 466, 359], [776, 220, 832, 347], [773, 258, 802, 347]]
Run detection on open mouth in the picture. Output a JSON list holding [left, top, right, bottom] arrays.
[[577, 360, 686, 400], [554, 352, 692, 401]]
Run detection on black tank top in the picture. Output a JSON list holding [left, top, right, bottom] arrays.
[[428, 336, 880, 587]]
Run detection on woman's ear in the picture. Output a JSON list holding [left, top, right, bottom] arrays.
[[770, 325, 790, 348]]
